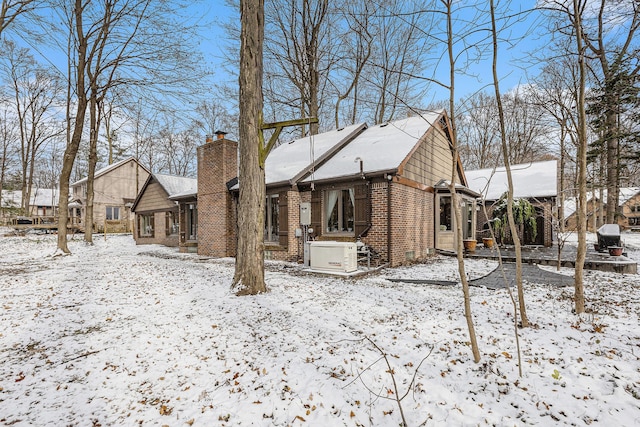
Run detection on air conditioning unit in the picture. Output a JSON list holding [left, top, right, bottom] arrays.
[[310, 241, 357, 273]]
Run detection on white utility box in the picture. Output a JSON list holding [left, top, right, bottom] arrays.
[[309, 241, 357, 273]]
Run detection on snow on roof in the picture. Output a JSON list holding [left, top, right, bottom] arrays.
[[1, 189, 58, 208], [563, 198, 576, 219], [154, 174, 197, 198], [464, 160, 558, 200], [562, 188, 640, 220], [616, 187, 640, 205], [265, 122, 366, 185], [167, 189, 197, 200], [575, 187, 640, 205], [302, 111, 445, 182], [72, 157, 148, 186]]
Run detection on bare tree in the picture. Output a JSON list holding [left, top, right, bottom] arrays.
[[572, 0, 589, 314], [369, 2, 426, 124], [502, 89, 551, 164], [56, 0, 89, 254], [156, 125, 198, 176], [331, 0, 373, 128], [539, 0, 601, 315], [194, 100, 237, 139], [233, 0, 267, 295], [264, 0, 332, 135], [490, 0, 529, 328], [0, 0, 37, 37], [0, 41, 63, 217], [441, 0, 481, 363], [0, 103, 20, 209], [458, 91, 501, 169], [50, 0, 206, 250], [531, 53, 582, 233]]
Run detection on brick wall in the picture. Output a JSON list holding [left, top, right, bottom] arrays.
[[264, 189, 305, 263], [197, 138, 238, 257], [290, 180, 435, 267], [388, 182, 435, 265]]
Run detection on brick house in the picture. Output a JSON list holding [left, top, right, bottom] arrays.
[[198, 110, 479, 267], [465, 160, 558, 247], [131, 173, 197, 247]]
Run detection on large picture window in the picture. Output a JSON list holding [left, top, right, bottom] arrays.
[[139, 214, 154, 237], [106, 206, 121, 220], [264, 194, 279, 242], [325, 188, 354, 233]]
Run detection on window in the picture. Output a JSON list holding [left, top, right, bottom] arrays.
[[106, 206, 121, 220], [167, 211, 179, 236], [186, 203, 197, 241], [325, 188, 354, 233], [265, 194, 279, 242], [139, 214, 154, 237], [439, 196, 452, 231]]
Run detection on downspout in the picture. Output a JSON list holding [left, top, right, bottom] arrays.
[[387, 175, 392, 266], [357, 180, 372, 239]]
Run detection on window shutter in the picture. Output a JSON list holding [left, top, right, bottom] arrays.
[[354, 183, 370, 237], [310, 189, 322, 237], [278, 191, 288, 247], [150, 214, 155, 237], [165, 212, 170, 236], [179, 204, 186, 242]]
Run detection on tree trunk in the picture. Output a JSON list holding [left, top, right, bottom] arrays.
[[233, 0, 267, 295], [605, 110, 618, 223], [57, 0, 88, 254], [444, 0, 480, 363], [84, 86, 99, 243], [573, 0, 587, 314], [490, 0, 528, 328], [559, 130, 565, 233]]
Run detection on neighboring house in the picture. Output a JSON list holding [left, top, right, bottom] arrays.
[[70, 157, 150, 233], [131, 173, 197, 247], [564, 187, 640, 231], [198, 110, 479, 267], [465, 160, 558, 247], [1, 188, 59, 222], [619, 188, 640, 229]]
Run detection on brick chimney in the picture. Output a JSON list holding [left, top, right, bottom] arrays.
[[197, 132, 238, 257]]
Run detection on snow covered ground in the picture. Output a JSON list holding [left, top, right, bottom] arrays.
[[0, 230, 638, 426]]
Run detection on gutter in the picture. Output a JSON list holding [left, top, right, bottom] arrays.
[[387, 175, 392, 266]]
